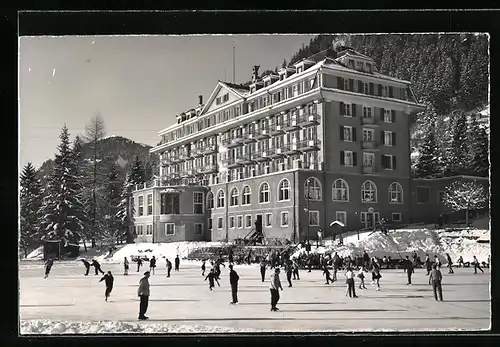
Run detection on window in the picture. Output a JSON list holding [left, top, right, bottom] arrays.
[[208, 218, 213, 230], [360, 212, 380, 224], [332, 179, 349, 202], [384, 109, 392, 123], [245, 215, 252, 228], [362, 82, 369, 94], [343, 150, 355, 167], [304, 177, 322, 201], [366, 63, 372, 73], [193, 192, 204, 214], [229, 216, 235, 229], [147, 194, 153, 215], [309, 211, 320, 226], [165, 223, 175, 235], [363, 106, 372, 118], [217, 217, 223, 229], [230, 187, 239, 207], [361, 180, 378, 203], [237, 215, 243, 229], [161, 193, 180, 215], [242, 185, 251, 205], [438, 191, 445, 203], [392, 213, 402, 222], [265, 213, 273, 227], [384, 131, 394, 146], [389, 182, 403, 204], [217, 189, 225, 208], [195, 223, 203, 235], [335, 211, 347, 226], [356, 61, 364, 70], [223, 93, 229, 102], [138, 196, 144, 216], [363, 152, 375, 167], [281, 211, 289, 227], [341, 102, 352, 117], [348, 59, 355, 69], [363, 128, 374, 142], [343, 126, 353, 142], [417, 186, 430, 203], [343, 79, 349, 90], [146, 224, 153, 236], [206, 192, 214, 209], [382, 154, 396, 170], [278, 179, 291, 201], [216, 97, 221, 105], [135, 225, 143, 236], [259, 182, 271, 203]]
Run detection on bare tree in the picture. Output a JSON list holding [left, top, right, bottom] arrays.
[[82, 113, 106, 248], [443, 180, 488, 227]]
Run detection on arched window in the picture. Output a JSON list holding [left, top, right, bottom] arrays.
[[304, 177, 322, 200], [242, 185, 251, 205], [389, 182, 403, 204], [332, 179, 349, 202], [217, 189, 225, 208], [206, 191, 214, 209], [361, 180, 377, 203], [259, 182, 271, 203], [278, 179, 291, 201], [230, 187, 239, 207]]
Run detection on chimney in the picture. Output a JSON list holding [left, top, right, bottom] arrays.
[[198, 95, 203, 105], [252, 65, 260, 83]]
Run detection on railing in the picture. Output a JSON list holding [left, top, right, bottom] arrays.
[[221, 136, 244, 147], [297, 113, 320, 126], [283, 118, 299, 129], [200, 144, 218, 155], [362, 140, 378, 150], [297, 139, 321, 150], [362, 116, 377, 125], [363, 166, 377, 174]]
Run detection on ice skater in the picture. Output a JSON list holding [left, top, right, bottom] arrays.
[[285, 260, 293, 287], [229, 264, 239, 304], [322, 264, 335, 285], [99, 271, 114, 301], [201, 260, 206, 276], [149, 256, 156, 275], [123, 257, 129, 275], [292, 258, 300, 280], [260, 258, 267, 282], [205, 269, 220, 291], [138, 271, 151, 320], [428, 264, 443, 301], [446, 253, 454, 274], [80, 259, 91, 276], [91, 259, 105, 275], [166, 259, 172, 277], [136, 257, 143, 272], [434, 255, 441, 269], [174, 255, 180, 271], [332, 252, 341, 281], [425, 254, 432, 275], [372, 262, 381, 291], [345, 267, 358, 298], [269, 268, 283, 312], [473, 255, 484, 274], [44, 257, 54, 279], [357, 267, 367, 289], [405, 256, 414, 285]]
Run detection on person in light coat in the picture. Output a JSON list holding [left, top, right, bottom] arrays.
[[123, 257, 129, 275], [137, 271, 151, 320], [345, 267, 358, 298], [428, 264, 443, 301], [269, 268, 283, 311]]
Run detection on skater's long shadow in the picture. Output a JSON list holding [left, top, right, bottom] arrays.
[[237, 302, 346, 305], [20, 304, 75, 307]]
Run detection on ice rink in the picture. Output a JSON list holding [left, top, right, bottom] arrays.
[[19, 261, 490, 332]]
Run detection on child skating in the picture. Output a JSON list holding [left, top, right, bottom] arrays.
[[205, 269, 220, 291]]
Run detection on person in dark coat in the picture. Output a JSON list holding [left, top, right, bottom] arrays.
[[44, 257, 54, 279], [333, 252, 341, 281], [363, 251, 370, 270], [260, 259, 267, 282], [123, 257, 129, 275], [428, 264, 443, 301], [425, 254, 432, 275], [175, 255, 180, 271], [405, 256, 414, 285], [292, 258, 300, 280], [205, 269, 220, 291], [446, 253, 454, 274], [473, 255, 484, 274], [138, 271, 151, 320], [99, 271, 114, 301], [229, 264, 239, 304], [136, 257, 143, 272], [80, 259, 91, 276], [201, 260, 206, 276], [166, 259, 172, 277], [322, 264, 335, 285], [306, 255, 312, 273], [149, 256, 156, 275], [285, 260, 293, 287], [228, 250, 234, 264], [91, 259, 105, 275]]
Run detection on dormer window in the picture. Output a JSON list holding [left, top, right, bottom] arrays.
[[356, 61, 363, 71], [216, 97, 222, 105], [348, 59, 355, 69], [250, 86, 256, 93], [223, 93, 229, 102], [366, 63, 373, 73], [297, 66, 303, 73]]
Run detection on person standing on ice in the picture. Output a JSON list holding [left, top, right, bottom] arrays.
[[201, 260, 206, 276], [428, 264, 443, 301], [345, 267, 358, 298], [363, 251, 370, 271], [166, 259, 172, 277], [229, 264, 239, 304], [260, 258, 267, 282], [138, 271, 151, 320], [357, 267, 367, 289], [284, 259, 293, 287], [434, 255, 441, 269], [123, 257, 129, 276], [425, 254, 432, 275], [44, 257, 54, 279], [405, 256, 414, 285], [175, 255, 180, 271], [136, 257, 143, 272], [99, 271, 114, 302], [80, 259, 91, 276], [269, 268, 283, 312], [473, 255, 484, 274], [149, 256, 156, 275], [332, 252, 341, 281], [372, 262, 381, 291], [91, 259, 105, 275], [205, 268, 220, 291], [322, 263, 335, 285], [292, 258, 300, 280], [445, 253, 454, 274]]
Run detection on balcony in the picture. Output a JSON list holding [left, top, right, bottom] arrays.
[[161, 157, 173, 166], [255, 127, 270, 139], [170, 155, 182, 163], [297, 113, 320, 127], [361, 116, 378, 126], [168, 172, 181, 179], [178, 152, 190, 161], [362, 140, 379, 150], [191, 147, 204, 158], [200, 144, 218, 155], [242, 131, 258, 144], [269, 124, 285, 136], [268, 147, 286, 159], [282, 118, 300, 131], [304, 161, 321, 170], [235, 153, 255, 165], [253, 151, 270, 162], [199, 164, 219, 174], [180, 170, 196, 178], [297, 139, 321, 152], [283, 142, 300, 155], [221, 136, 244, 148], [363, 166, 377, 174], [222, 157, 241, 169]]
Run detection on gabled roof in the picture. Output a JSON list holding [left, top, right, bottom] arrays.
[[336, 48, 374, 62], [200, 81, 249, 115]]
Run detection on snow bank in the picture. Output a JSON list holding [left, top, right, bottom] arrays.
[[26, 246, 44, 260], [20, 319, 260, 334], [110, 242, 225, 262]]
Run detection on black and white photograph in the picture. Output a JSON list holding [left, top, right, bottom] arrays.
[[18, 32, 490, 334]]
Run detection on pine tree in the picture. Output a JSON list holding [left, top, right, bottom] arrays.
[[103, 163, 123, 244], [129, 156, 146, 187], [415, 113, 440, 177], [282, 59, 287, 68], [20, 162, 43, 257], [468, 116, 489, 177], [37, 125, 86, 247], [443, 180, 488, 226], [116, 171, 136, 243], [449, 110, 469, 174], [71, 135, 90, 251]]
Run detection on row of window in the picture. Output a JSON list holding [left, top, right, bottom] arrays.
[[206, 178, 404, 208], [340, 102, 397, 123], [341, 126, 397, 146], [340, 151, 397, 170], [134, 192, 205, 216], [136, 223, 203, 236]]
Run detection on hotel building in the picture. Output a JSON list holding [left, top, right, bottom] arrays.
[[134, 47, 426, 243]]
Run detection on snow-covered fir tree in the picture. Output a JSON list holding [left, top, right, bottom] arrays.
[[20, 162, 43, 257], [129, 155, 146, 187], [37, 125, 86, 246], [468, 115, 489, 177], [443, 180, 488, 226], [71, 135, 90, 251], [116, 171, 136, 243], [448, 110, 469, 174], [415, 112, 440, 177], [103, 162, 123, 244]]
